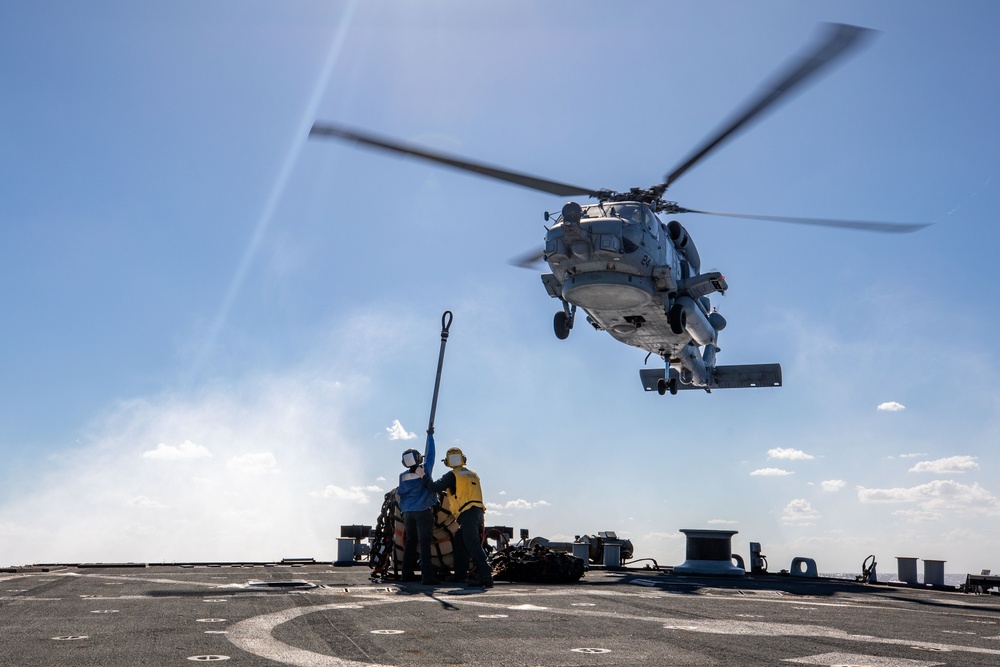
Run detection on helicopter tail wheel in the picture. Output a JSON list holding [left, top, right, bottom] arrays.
[[554, 310, 572, 340], [668, 303, 686, 335]]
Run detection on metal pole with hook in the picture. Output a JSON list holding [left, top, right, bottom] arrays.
[[427, 310, 453, 433]]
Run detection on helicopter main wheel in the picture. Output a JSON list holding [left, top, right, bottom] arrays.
[[668, 304, 686, 335], [554, 311, 572, 340], [657, 377, 679, 396]]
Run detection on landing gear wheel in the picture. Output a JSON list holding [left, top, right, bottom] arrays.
[[656, 378, 667, 396], [668, 378, 679, 395], [554, 311, 572, 340], [668, 304, 686, 335]]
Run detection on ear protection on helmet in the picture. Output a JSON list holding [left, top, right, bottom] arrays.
[[401, 449, 423, 468], [443, 447, 466, 468]]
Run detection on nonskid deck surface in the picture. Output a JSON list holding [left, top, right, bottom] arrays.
[[2, 563, 999, 666]]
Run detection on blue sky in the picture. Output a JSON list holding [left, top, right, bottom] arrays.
[[2, 1, 999, 575]]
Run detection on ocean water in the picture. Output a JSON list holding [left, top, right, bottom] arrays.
[[822, 573, 970, 587]]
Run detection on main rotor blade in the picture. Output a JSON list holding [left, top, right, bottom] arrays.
[[678, 207, 930, 233], [660, 23, 875, 192], [310, 123, 604, 198]]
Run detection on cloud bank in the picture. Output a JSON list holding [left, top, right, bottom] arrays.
[[857, 480, 1000, 519], [0, 365, 377, 565]]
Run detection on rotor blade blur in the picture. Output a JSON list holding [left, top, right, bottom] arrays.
[[659, 23, 875, 192], [508, 247, 547, 269], [310, 123, 604, 198], [679, 207, 930, 233]]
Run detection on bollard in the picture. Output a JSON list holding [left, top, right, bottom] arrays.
[[673, 529, 745, 576]]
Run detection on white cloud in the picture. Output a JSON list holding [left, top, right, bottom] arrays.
[[877, 401, 906, 412], [312, 485, 384, 504], [821, 479, 846, 492], [909, 456, 979, 474], [767, 448, 814, 461], [898, 452, 928, 459], [227, 452, 278, 474], [386, 420, 416, 441], [485, 498, 549, 513], [707, 519, 737, 525], [142, 440, 212, 461], [782, 499, 820, 525], [857, 480, 1000, 516], [750, 468, 794, 477], [127, 496, 168, 509]]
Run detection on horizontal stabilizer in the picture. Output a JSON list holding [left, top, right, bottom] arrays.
[[640, 364, 782, 392]]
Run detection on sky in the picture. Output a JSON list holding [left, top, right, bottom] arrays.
[[2, 1, 999, 576]]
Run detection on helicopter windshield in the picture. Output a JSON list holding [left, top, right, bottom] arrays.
[[608, 203, 643, 223], [577, 203, 647, 224]]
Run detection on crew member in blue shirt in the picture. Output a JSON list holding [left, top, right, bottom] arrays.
[[396, 429, 440, 585]]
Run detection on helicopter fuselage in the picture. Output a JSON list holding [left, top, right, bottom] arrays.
[[541, 201, 780, 394]]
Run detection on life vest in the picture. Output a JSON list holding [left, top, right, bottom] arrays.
[[397, 466, 435, 513], [447, 467, 485, 517]]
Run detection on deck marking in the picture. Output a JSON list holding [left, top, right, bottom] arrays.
[[784, 652, 943, 666], [227, 600, 406, 667], [188, 656, 231, 662], [225, 587, 1000, 667]]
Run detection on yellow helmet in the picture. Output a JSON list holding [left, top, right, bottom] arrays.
[[442, 447, 466, 468]]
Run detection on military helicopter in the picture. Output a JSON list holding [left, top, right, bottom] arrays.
[[310, 23, 928, 396]]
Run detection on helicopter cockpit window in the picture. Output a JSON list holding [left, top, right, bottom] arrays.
[[580, 205, 607, 219], [611, 204, 642, 224]]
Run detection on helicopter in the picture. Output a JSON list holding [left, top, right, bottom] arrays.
[[310, 23, 928, 396]]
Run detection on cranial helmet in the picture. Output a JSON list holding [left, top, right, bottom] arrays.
[[443, 447, 466, 468], [401, 449, 423, 468]]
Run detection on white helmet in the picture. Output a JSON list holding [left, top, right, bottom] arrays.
[[401, 449, 422, 468]]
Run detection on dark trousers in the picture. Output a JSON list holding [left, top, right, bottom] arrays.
[[451, 506, 490, 580], [401, 509, 435, 581]]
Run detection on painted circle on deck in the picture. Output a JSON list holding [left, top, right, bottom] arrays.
[[572, 647, 611, 654], [370, 629, 404, 635], [188, 656, 231, 662], [52, 635, 88, 641]]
